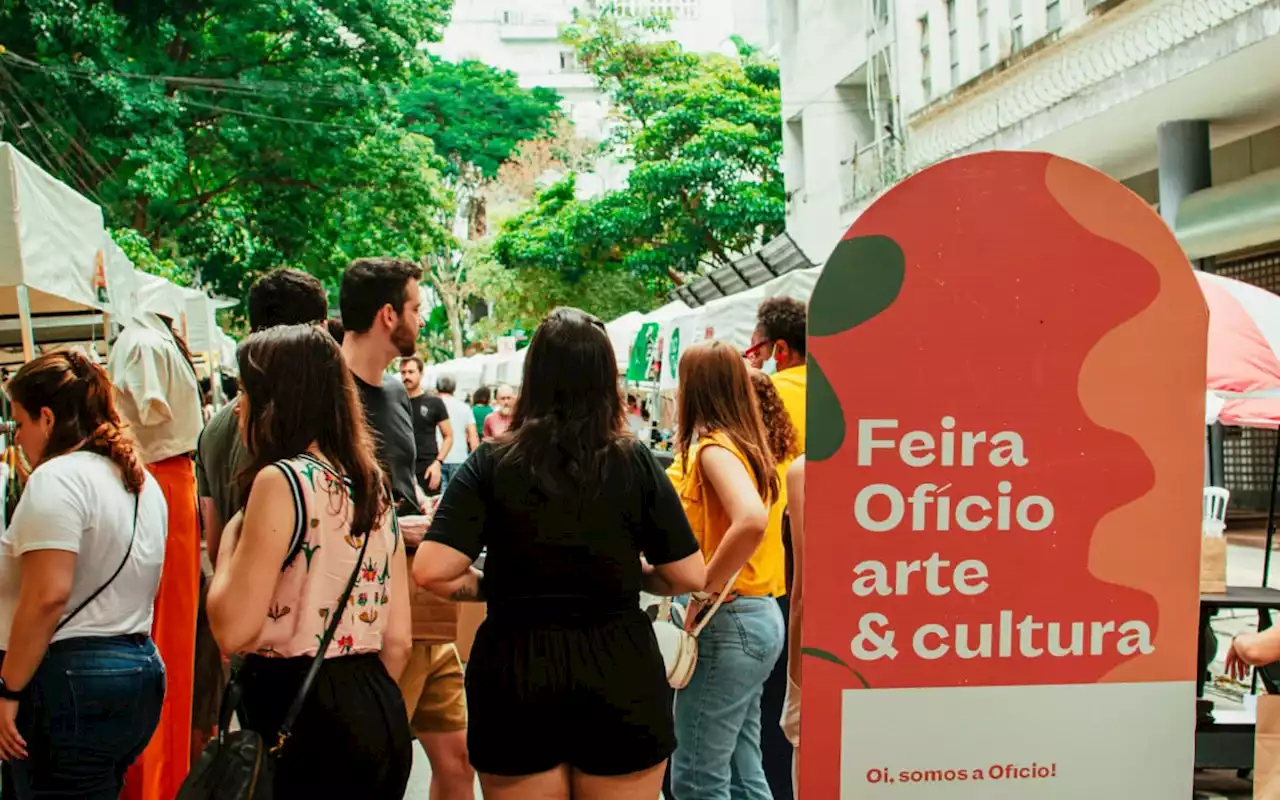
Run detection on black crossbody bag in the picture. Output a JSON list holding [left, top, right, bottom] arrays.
[[177, 528, 372, 800], [54, 497, 139, 634]]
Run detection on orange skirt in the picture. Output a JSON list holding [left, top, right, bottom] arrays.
[[122, 455, 199, 800]]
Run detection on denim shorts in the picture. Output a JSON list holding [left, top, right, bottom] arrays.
[[2, 634, 165, 800]]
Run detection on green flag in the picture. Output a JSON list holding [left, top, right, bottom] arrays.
[[626, 323, 659, 382]]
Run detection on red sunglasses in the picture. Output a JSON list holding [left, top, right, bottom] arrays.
[[743, 340, 772, 360]]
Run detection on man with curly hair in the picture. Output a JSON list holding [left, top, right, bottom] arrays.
[[746, 295, 808, 800], [747, 297, 807, 444]]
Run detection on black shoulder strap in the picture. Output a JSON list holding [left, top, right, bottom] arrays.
[[270, 521, 372, 754], [56, 494, 140, 634]]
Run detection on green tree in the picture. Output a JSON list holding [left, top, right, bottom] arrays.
[[0, 0, 453, 304], [469, 238, 660, 342], [397, 57, 562, 353], [493, 10, 783, 292], [110, 227, 192, 286]]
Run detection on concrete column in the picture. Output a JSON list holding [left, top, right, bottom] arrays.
[[1158, 120, 1223, 486], [1157, 119, 1212, 242]]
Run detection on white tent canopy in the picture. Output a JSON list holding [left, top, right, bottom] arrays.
[[422, 267, 821, 394], [0, 143, 117, 358]]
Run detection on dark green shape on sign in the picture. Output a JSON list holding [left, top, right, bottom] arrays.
[[809, 235, 906, 336], [807, 355, 844, 462], [626, 323, 659, 382], [801, 647, 871, 689]]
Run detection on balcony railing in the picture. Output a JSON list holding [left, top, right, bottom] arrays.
[[840, 138, 905, 214]]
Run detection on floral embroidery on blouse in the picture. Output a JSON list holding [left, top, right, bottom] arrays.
[[249, 454, 399, 659]]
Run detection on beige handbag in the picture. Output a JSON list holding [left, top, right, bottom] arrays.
[[652, 570, 742, 690]]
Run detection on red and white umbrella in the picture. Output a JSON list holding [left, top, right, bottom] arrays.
[[1200, 271, 1280, 428]]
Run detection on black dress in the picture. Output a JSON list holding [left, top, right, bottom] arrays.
[[425, 440, 699, 777]]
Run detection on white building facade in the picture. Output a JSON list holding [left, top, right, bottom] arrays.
[[774, 0, 1280, 508], [776, 0, 1280, 262], [435, 0, 770, 197]]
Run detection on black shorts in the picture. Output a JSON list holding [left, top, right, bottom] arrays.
[[466, 608, 675, 776], [239, 652, 413, 796]]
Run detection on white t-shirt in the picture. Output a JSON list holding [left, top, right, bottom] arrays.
[[439, 395, 474, 464], [0, 451, 168, 649]]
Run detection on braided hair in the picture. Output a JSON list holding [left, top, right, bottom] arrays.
[[7, 349, 146, 494]]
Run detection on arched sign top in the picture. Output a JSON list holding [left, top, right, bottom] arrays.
[[800, 152, 1205, 798]]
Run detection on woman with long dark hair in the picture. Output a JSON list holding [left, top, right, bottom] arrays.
[[206, 325, 413, 796], [669, 340, 784, 800], [414, 307, 705, 800], [0, 350, 167, 798]]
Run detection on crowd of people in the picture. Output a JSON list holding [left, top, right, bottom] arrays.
[[0, 253, 815, 800]]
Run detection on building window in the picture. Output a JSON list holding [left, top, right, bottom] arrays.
[[947, 0, 959, 87], [1046, 0, 1062, 31], [873, 0, 889, 26], [559, 50, 581, 72], [919, 14, 932, 101], [1010, 0, 1025, 54], [977, 0, 991, 69], [616, 0, 699, 20]]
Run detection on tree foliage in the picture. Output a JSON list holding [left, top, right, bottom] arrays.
[[0, 0, 454, 309], [469, 239, 659, 344], [492, 10, 783, 292], [397, 57, 563, 353], [401, 58, 561, 183]]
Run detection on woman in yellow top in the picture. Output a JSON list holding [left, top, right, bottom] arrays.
[[669, 341, 784, 800]]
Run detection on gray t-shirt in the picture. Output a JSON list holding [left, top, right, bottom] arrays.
[[195, 402, 249, 529]]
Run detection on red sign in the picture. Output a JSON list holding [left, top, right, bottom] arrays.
[[800, 152, 1206, 797]]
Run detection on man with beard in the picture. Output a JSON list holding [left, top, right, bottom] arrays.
[[339, 258, 474, 799], [481, 384, 515, 439]]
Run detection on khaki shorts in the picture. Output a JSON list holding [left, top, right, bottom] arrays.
[[399, 642, 467, 734]]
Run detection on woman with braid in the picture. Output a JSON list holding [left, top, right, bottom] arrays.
[[0, 350, 168, 797]]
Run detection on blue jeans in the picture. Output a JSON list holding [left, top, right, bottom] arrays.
[[440, 462, 463, 494], [2, 635, 165, 800], [672, 596, 785, 800]]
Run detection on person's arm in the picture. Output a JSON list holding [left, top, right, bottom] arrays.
[[0, 550, 77, 760], [414, 543, 485, 602], [207, 467, 295, 653], [200, 498, 223, 569], [113, 337, 175, 427], [699, 445, 769, 595], [786, 457, 806, 687], [636, 445, 705, 596], [414, 450, 486, 601], [0, 468, 89, 760], [466, 422, 479, 453], [195, 435, 224, 567], [380, 516, 413, 680], [1226, 626, 1280, 680], [430, 416, 454, 489]]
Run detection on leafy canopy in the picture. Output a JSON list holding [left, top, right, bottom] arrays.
[[492, 9, 783, 293], [400, 57, 562, 181], [0, 0, 453, 306]]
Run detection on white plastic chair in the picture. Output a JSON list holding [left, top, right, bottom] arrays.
[[1203, 486, 1230, 537]]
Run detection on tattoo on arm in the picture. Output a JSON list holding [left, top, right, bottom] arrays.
[[448, 570, 485, 602]]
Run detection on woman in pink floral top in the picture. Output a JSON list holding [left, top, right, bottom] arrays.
[[207, 324, 414, 797]]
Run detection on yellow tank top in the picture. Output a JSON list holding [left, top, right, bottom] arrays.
[[670, 431, 786, 597]]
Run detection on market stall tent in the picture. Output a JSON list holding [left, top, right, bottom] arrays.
[[0, 143, 122, 360]]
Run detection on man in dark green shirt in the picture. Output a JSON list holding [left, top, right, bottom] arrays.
[[194, 268, 329, 563]]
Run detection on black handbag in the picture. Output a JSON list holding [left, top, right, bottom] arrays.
[[176, 527, 372, 800]]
